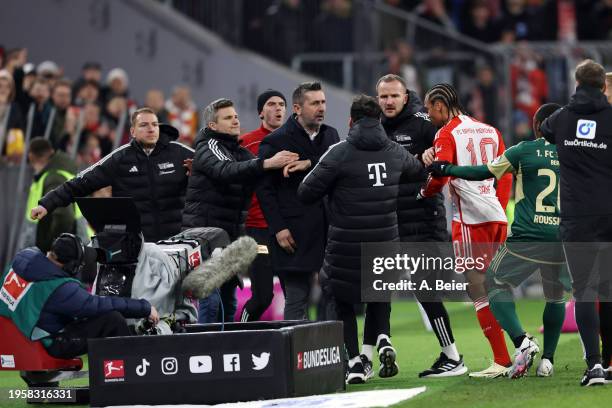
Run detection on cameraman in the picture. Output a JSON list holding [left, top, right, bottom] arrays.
[[0, 234, 158, 359]]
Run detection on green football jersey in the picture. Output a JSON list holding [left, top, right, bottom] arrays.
[[488, 138, 560, 242]]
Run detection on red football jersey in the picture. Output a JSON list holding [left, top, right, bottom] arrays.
[[423, 115, 511, 225]]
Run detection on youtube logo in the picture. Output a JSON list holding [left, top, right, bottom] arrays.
[[189, 355, 212, 373]]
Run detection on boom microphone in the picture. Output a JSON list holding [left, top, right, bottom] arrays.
[[182, 236, 258, 299]]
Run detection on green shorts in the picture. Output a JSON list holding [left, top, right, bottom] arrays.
[[486, 242, 571, 296]]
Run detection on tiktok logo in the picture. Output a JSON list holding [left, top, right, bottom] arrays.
[[367, 163, 387, 187], [136, 358, 150, 377]]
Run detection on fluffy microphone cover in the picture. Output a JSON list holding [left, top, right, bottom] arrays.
[[182, 236, 258, 299]]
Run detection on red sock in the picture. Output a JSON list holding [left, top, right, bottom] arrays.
[[475, 298, 511, 367]]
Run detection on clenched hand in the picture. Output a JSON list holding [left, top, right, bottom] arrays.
[[30, 205, 48, 220]]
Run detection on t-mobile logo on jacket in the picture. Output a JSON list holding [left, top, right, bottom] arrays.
[[367, 163, 387, 187]]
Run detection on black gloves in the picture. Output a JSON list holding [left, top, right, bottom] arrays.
[[427, 161, 452, 177]]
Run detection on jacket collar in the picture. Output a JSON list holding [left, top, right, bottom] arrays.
[[195, 127, 240, 150], [347, 117, 389, 151], [569, 85, 610, 114], [130, 134, 170, 156], [286, 114, 328, 139], [381, 103, 415, 132]]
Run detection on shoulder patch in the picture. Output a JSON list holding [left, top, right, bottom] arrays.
[[414, 112, 431, 121]]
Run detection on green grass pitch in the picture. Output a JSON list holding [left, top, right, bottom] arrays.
[[1, 300, 610, 407]]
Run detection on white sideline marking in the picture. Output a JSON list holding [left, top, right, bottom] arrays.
[[109, 387, 427, 407]]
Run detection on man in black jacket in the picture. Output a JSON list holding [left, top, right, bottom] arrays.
[[298, 95, 422, 384], [257, 82, 340, 320], [540, 59, 612, 386], [30, 108, 193, 243], [182, 98, 297, 323], [377, 74, 464, 377]]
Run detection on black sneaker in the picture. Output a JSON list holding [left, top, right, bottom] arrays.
[[346, 361, 366, 384], [419, 352, 468, 378], [580, 364, 605, 386], [377, 339, 399, 378], [604, 367, 612, 384], [360, 355, 374, 381]]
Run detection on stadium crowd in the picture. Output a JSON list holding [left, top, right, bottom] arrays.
[[177, 0, 611, 145], [1, 40, 612, 388]]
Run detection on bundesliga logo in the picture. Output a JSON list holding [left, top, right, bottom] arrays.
[[296, 346, 341, 370], [103, 360, 125, 382], [0, 269, 32, 312]]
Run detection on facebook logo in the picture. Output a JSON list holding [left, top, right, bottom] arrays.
[[223, 354, 240, 372], [576, 119, 597, 140], [367, 163, 387, 187]]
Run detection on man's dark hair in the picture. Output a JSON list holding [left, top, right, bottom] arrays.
[[292, 81, 322, 105], [52, 79, 72, 93], [31, 77, 49, 88], [78, 79, 99, 92], [575, 59, 606, 89], [28, 137, 53, 158], [350, 94, 382, 122], [425, 83, 466, 115], [203, 98, 234, 124], [534, 103, 561, 125], [375, 74, 407, 93], [82, 61, 101, 71], [131, 107, 157, 127]]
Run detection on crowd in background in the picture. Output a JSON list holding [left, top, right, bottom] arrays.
[[0, 47, 199, 166], [173, 0, 611, 143], [1, 0, 610, 161], [177, 0, 611, 59]]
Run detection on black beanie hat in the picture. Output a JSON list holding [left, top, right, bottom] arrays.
[[257, 89, 286, 114]]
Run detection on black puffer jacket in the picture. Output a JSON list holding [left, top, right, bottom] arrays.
[[298, 117, 422, 302], [182, 128, 265, 240], [541, 85, 612, 218], [382, 100, 447, 241], [39, 125, 193, 242]]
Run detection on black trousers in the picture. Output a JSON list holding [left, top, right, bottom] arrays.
[[561, 215, 612, 367], [46, 311, 131, 359], [241, 227, 277, 321], [336, 300, 391, 359]]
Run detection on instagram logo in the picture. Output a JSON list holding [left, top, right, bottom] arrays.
[[161, 357, 178, 375]]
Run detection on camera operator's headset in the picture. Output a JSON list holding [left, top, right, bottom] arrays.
[[52, 233, 85, 276]]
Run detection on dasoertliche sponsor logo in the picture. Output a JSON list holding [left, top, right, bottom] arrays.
[[564, 139, 607, 149], [296, 346, 342, 370]]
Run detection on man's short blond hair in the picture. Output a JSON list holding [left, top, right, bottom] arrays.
[[131, 107, 157, 126]]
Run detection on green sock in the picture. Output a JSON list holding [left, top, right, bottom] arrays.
[[542, 301, 565, 361], [489, 288, 525, 341]]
